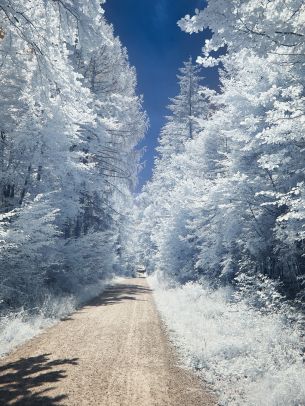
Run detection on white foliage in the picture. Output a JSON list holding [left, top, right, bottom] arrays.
[[133, 3, 305, 403], [0, 0, 146, 325], [0, 278, 109, 357], [149, 273, 305, 406]]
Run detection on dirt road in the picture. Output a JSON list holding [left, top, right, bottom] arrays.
[[0, 278, 215, 405]]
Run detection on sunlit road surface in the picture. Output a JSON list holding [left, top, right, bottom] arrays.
[[0, 278, 215, 405]]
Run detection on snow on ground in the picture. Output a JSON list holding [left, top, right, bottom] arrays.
[[0, 278, 110, 357], [149, 272, 305, 406]]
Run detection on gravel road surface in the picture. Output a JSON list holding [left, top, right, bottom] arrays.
[[0, 278, 215, 405]]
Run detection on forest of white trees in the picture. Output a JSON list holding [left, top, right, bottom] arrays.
[[132, 1, 305, 403], [1, 0, 305, 404], [135, 0, 305, 301], [0, 0, 146, 314]]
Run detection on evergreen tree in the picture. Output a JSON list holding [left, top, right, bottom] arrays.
[[158, 58, 208, 159], [135, 60, 213, 281]]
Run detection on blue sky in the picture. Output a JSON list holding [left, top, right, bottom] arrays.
[[104, 0, 218, 191]]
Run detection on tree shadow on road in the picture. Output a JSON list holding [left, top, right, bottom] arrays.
[[85, 282, 152, 307], [0, 353, 78, 405]]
